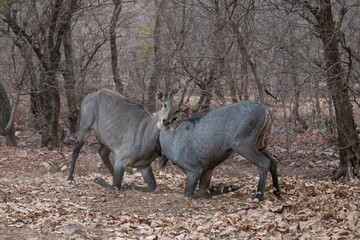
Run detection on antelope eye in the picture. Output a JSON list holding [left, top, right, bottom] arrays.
[[163, 103, 167, 108]]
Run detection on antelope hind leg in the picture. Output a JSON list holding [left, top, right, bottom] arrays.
[[98, 144, 113, 176], [261, 149, 281, 197], [67, 141, 83, 183]]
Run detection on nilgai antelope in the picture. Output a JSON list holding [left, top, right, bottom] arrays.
[[67, 88, 181, 192], [159, 101, 280, 203]]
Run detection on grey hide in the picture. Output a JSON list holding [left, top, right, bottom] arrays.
[[159, 101, 280, 203], [67, 88, 180, 192]]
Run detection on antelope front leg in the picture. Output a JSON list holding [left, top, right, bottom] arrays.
[[185, 172, 201, 198], [134, 166, 157, 192], [93, 177, 113, 189], [94, 159, 126, 190], [192, 169, 213, 198], [112, 160, 126, 190]]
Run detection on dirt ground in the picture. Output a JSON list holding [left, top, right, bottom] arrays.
[[1, 127, 359, 240]]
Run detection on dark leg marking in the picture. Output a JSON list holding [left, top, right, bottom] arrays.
[[261, 149, 281, 197]]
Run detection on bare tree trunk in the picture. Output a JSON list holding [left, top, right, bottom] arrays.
[[5, 0, 79, 147], [281, 94, 291, 157], [29, 68, 43, 131], [239, 58, 250, 100], [249, 61, 264, 104], [28, 60, 42, 131], [218, 46, 234, 102], [40, 74, 61, 148], [326, 93, 337, 143], [213, 1, 236, 103], [314, 79, 321, 127], [147, 0, 166, 113], [62, 29, 79, 135], [110, 0, 124, 94], [292, 75, 309, 130], [304, 0, 360, 179], [193, 88, 212, 115], [11, 39, 42, 132], [39, 0, 78, 148], [193, 73, 214, 115], [231, 23, 264, 103], [0, 82, 16, 146]]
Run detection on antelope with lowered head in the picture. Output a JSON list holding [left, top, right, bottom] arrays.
[[159, 100, 280, 203], [67, 88, 181, 192]]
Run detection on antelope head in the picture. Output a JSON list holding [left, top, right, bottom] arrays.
[[156, 88, 185, 129]]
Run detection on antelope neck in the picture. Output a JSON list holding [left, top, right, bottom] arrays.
[[159, 126, 175, 160]]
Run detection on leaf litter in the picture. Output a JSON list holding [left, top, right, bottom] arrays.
[[0, 140, 359, 240]]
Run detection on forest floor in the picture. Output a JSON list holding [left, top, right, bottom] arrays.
[[0, 126, 359, 240]]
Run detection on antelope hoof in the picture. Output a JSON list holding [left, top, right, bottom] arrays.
[[229, 184, 240, 192], [252, 192, 263, 204], [273, 188, 281, 197], [93, 177, 104, 184], [192, 192, 212, 199], [252, 198, 260, 206], [121, 183, 133, 190], [67, 176, 74, 184], [93, 177, 111, 188]]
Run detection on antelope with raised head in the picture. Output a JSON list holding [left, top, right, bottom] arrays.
[[159, 100, 280, 203], [67, 88, 181, 192]]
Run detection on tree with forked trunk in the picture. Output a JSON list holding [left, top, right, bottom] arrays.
[[294, 0, 360, 179], [3, 0, 79, 147]]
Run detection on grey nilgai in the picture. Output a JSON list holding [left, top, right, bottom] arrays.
[[159, 101, 280, 203], [67, 88, 181, 191]]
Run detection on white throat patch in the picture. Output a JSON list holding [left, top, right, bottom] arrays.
[[157, 121, 163, 130]]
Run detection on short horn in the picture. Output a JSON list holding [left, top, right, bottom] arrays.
[[178, 88, 185, 106], [166, 88, 178, 100]]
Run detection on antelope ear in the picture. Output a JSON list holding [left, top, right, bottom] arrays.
[[157, 91, 164, 102]]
